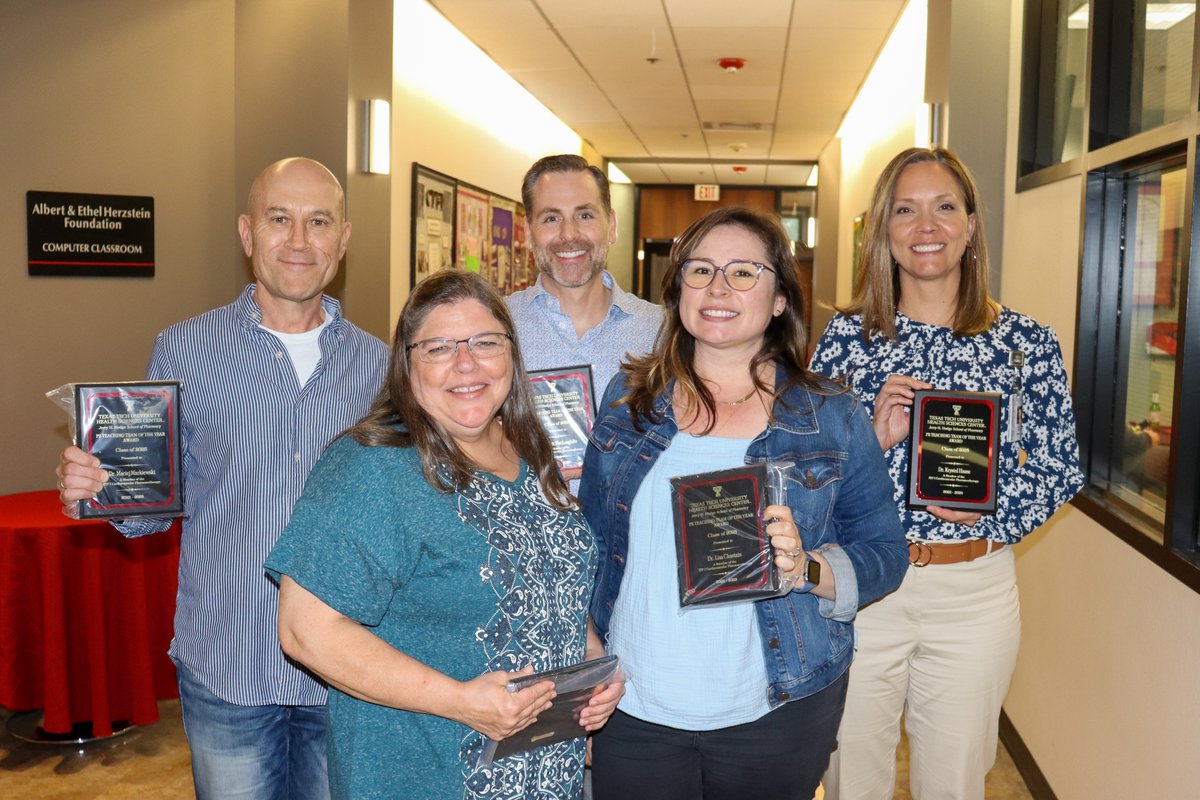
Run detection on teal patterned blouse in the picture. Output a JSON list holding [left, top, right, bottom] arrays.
[[266, 436, 595, 800]]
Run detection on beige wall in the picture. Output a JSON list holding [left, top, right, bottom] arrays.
[[1000, 5, 1200, 798], [1, 0, 240, 495], [833, 125, 916, 308], [811, 137, 841, 337], [344, 0, 396, 340], [608, 181, 636, 293], [389, 3, 583, 320]]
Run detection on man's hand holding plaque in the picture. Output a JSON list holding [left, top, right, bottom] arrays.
[[528, 365, 595, 481], [48, 381, 185, 520], [906, 390, 1001, 514]]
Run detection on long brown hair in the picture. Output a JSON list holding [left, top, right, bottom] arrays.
[[842, 146, 997, 340], [348, 270, 572, 509], [620, 206, 836, 434]]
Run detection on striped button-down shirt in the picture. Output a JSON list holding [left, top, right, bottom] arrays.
[[118, 285, 387, 706]]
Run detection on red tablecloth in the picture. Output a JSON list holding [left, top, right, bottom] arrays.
[[0, 490, 180, 736]]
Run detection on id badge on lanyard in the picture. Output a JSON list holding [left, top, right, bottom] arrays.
[[1008, 350, 1024, 442]]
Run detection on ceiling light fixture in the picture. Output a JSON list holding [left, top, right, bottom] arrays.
[[362, 98, 391, 174], [718, 57, 746, 73]]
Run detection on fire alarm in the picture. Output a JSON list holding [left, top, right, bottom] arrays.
[[718, 57, 746, 73], [732, 166, 748, 174]]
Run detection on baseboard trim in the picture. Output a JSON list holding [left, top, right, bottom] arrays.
[[998, 710, 1057, 800]]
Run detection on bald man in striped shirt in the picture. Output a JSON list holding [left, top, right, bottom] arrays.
[[57, 158, 387, 799]]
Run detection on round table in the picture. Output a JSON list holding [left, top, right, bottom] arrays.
[[0, 490, 181, 739]]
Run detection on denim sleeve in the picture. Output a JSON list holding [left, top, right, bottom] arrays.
[[578, 431, 606, 560], [814, 544, 859, 622], [824, 397, 909, 612], [579, 375, 629, 539]]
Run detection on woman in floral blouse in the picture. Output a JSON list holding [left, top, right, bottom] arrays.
[[811, 147, 1083, 800]]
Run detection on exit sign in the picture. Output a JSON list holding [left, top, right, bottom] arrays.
[[694, 184, 721, 202]]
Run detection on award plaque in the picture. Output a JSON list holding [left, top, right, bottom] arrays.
[[74, 382, 184, 519], [906, 390, 1001, 513], [478, 655, 621, 765], [671, 464, 778, 607], [528, 365, 595, 476]]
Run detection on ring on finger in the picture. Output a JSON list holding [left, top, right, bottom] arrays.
[[787, 547, 802, 558]]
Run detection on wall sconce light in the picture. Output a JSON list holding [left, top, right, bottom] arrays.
[[362, 98, 391, 175]]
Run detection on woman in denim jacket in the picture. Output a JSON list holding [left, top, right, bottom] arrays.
[[579, 206, 908, 800]]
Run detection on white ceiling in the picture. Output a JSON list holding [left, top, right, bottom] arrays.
[[427, 0, 906, 185]]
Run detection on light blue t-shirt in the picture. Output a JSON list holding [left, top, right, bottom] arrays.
[[608, 432, 772, 730]]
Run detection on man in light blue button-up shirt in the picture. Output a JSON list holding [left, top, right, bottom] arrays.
[[507, 155, 662, 462], [506, 153, 660, 796]]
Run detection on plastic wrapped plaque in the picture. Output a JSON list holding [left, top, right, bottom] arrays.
[[671, 462, 792, 607], [47, 381, 185, 520], [906, 389, 1001, 514], [527, 365, 595, 478], [477, 655, 621, 766]]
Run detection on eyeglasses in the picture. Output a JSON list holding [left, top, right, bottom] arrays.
[[405, 332, 512, 364], [679, 258, 776, 291]]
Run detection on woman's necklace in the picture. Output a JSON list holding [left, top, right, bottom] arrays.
[[719, 386, 759, 407]]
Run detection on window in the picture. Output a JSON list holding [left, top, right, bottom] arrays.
[[1075, 146, 1200, 584], [1022, 0, 1200, 588], [1089, 1, 1196, 148], [1019, 0, 1089, 176], [1020, 1, 1196, 179], [1077, 156, 1184, 537]]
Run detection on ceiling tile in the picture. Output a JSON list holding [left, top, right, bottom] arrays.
[[665, 0, 793, 28], [430, 0, 910, 174]]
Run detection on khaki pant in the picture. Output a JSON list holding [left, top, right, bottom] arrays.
[[823, 546, 1021, 800]]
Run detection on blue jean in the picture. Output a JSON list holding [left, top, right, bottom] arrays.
[[176, 663, 331, 800], [591, 669, 848, 800]]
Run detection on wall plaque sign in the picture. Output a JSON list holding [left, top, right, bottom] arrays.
[[27, 190, 155, 277]]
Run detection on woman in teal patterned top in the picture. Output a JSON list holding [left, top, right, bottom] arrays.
[[266, 270, 623, 799]]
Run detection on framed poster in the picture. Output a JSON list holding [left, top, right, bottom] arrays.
[[456, 184, 490, 276], [411, 164, 456, 287], [513, 204, 533, 292], [490, 196, 515, 294]]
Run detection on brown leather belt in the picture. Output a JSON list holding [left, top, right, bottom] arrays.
[[908, 539, 1004, 567]]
